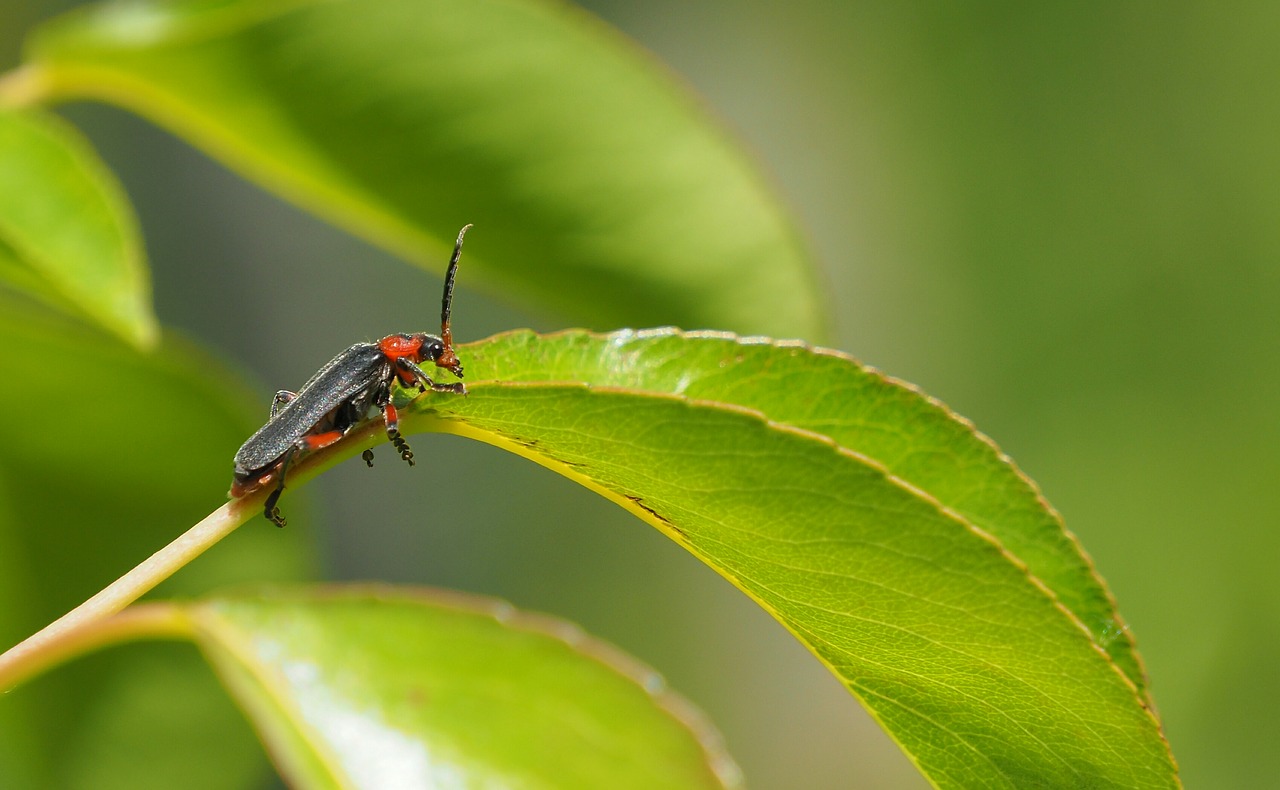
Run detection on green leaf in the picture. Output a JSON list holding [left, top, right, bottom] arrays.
[[18, 0, 826, 340], [0, 106, 157, 348], [463, 329, 1149, 699], [0, 297, 312, 789], [190, 588, 739, 790], [354, 329, 1171, 789]]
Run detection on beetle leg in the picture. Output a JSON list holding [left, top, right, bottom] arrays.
[[342, 384, 379, 427], [373, 385, 415, 467], [356, 388, 383, 468], [262, 446, 297, 528], [397, 358, 465, 395], [262, 430, 346, 528], [262, 487, 287, 528], [384, 401, 415, 466], [270, 390, 298, 419]]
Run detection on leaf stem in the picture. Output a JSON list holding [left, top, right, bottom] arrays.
[[0, 603, 194, 691], [0, 499, 251, 690]]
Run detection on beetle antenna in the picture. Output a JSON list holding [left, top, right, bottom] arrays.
[[440, 223, 472, 350]]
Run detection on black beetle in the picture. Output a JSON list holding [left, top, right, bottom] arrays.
[[229, 224, 473, 527]]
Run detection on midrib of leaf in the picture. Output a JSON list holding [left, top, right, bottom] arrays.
[[458, 328, 1148, 698], [405, 377, 1175, 788]]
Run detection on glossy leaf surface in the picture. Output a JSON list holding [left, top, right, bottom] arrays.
[[191, 588, 738, 790]]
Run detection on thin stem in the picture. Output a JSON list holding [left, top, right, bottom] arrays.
[[0, 499, 251, 690], [0, 603, 194, 691]]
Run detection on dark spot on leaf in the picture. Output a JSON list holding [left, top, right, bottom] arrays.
[[624, 494, 676, 531], [405, 686, 430, 708]]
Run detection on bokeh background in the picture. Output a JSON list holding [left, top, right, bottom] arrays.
[[3, 2, 1278, 787]]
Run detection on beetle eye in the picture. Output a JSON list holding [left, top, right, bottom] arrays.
[[424, 339, 445, 360]]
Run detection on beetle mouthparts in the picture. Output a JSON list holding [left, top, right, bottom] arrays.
[[436, 347, 463, 378]]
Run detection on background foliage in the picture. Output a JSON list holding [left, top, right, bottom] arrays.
[[1, 1, 1275, 788]]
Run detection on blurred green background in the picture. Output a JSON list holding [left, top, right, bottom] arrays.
[[3, 1, 1277, 788]]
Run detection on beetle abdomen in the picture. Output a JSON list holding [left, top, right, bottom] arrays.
[[233, 343, 388, 474]]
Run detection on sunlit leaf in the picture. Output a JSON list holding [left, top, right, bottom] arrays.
[[192, 588, 739, 790], [463, 328, 1148, 698]]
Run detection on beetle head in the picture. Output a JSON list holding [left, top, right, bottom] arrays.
[[424, 334, 463, 379]]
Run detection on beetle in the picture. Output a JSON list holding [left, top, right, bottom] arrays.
[[229, 224, 473, 527]]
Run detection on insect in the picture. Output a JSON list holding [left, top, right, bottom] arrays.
[[229, 224, 473, 527]]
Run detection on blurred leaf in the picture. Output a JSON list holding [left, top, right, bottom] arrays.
[[0, 481, 44, 789], [348, 329, 1171, 789], [191, 588, 739, 790], [0, 106, 157, 348], [0, 298, 313, 788], [19, 0, 826, 340], [60, 643, 272, 790]]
